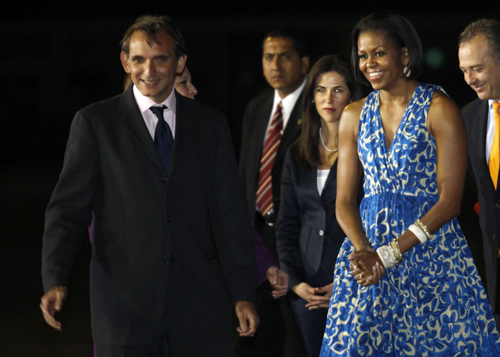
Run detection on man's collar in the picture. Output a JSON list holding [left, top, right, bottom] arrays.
[[273, 77, 306, 110], [133, 85, 177, 115]]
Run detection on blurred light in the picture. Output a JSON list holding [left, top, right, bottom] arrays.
[[425, 48, 445, 69]]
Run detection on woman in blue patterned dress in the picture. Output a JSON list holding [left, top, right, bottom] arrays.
[[320, 12, 500, 356]]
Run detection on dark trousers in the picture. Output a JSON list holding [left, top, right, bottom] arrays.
[[95, 263, 235, 357], [289, 295, 328, 357], [234, 214, 306, 357], [235, 282, 286, 357]]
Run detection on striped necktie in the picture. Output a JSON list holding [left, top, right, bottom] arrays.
[[490, 101, 500, 190], [256, 102, 283, 216]]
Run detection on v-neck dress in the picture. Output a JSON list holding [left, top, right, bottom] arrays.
[[320, 83, 500, 356]]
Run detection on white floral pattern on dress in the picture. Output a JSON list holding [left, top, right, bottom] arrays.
[[320, 83, 500, 356]]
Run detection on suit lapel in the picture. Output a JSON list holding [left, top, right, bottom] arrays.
[[321, 160, 337, 199], [118, 87, 164, 172], [170, 92, 192, 175], [476, 100, 489, 172], [276, 91, 303, 162], [255, 95, 274, 157]]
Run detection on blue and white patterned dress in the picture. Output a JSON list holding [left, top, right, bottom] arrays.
[[320, 83, 500, 356]]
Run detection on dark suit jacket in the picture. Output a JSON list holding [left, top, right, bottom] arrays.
[[239, 90, 303, 227], [42, 87, 256, 346], [462, 98, 500, 313], [275, 148, 345, 291]]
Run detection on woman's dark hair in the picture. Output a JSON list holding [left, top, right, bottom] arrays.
[[351, 12, 423, 86], [296, 55, 362, 167]]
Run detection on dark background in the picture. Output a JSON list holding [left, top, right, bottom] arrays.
[[2, 1, 497, 356]]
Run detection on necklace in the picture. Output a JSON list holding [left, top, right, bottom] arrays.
[[319, 127, 338, 153]]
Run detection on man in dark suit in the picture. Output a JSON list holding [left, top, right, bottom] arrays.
[[238, 29, 309, 357], [40, 15, 258, 357], [458, 19, 500, 326]]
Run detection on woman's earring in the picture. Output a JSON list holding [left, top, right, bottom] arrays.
[[403, 65, 411, 78], [312, 99, 315, 103]]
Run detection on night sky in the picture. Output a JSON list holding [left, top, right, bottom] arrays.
[[2, 2, 497, 355]]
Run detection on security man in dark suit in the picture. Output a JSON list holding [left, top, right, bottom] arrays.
[[40, 15, 258, 357], [238, 29, 309, 357], [459, 18, 500, 327]]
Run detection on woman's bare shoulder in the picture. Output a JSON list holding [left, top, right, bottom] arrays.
[[343, 97, 367, 120]]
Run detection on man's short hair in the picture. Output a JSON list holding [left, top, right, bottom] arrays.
[[458, 19, 500, 60], [262, 28, 308, 58], [121, 15, 188, 59]]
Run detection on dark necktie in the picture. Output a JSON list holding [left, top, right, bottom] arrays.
[[150, 106, 174, 173]]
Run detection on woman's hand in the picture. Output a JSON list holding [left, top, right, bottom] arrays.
[[305, 283, 333, 310], [292, 282, 331, 306], [349, 250, 385, 286]]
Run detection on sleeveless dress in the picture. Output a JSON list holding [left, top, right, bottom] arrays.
[[320, 83, 500, 356]]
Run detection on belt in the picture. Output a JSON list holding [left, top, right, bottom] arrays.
[[263, 210, 275, 227]]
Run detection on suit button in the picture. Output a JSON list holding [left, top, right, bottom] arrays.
[[494, 234, 496, 240], [496, 203, 500, 209], [319, 230, 324, 236], [161, 176, 168, 182], [166, 216, 173, 222]]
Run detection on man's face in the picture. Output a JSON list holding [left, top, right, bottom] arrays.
[[121, 30, 186, 103], [262, 37, 309, 98], [459, 35, 500, 100]]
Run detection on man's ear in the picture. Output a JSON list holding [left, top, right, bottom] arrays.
[[176, 55, 187, 74], [302, 56, 310, 74], [120, 52, 131, 74]]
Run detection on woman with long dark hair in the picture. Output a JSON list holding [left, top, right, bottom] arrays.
[[320, 13, 500, 356], [276, 55, 362, 357]]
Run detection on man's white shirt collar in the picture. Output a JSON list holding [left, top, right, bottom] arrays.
[[485, 99, 500, 163], [133, 85, 177, 116], [271, 77, 306, 129], [133, 85, 177, 139]]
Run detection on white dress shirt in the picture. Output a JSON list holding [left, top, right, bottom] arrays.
[[486, 100, 500, 164], [317, 169, 329, 195], [133, 85, 177, 140], [264, 78, 307, 144]]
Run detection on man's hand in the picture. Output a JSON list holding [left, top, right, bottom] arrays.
[[305, 283, 333, 310], [266, 266, 289, 299], [40, 286, 68, 331], [235, 301, 259, 337]]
